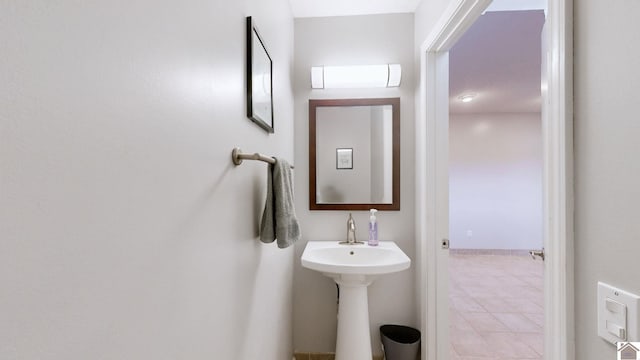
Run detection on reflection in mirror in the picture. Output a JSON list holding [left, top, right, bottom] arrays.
[[309, 98, 400, 211], [317, 106, 392, 203]]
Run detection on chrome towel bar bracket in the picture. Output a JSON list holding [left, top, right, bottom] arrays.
[[231, 147, 294, 168]]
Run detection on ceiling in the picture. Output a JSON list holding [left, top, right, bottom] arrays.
[[288, 0, 546, 18], [449, 10, 545, 114], [289, 0, 421, 18]]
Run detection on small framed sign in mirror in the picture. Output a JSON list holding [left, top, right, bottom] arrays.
[[246, 16, 274, 133], [336, 148, 353, 170]]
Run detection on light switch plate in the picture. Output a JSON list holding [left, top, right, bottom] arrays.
[[598, 282, 640, 344]]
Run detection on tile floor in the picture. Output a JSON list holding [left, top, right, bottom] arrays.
[[449, 253, 544, 359]]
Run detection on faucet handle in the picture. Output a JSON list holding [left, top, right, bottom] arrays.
[[340, 213, 363, 245]]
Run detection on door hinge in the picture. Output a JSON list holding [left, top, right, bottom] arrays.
[[529, 248, 545, 261]]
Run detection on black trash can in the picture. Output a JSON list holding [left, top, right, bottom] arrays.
[[380, 325, 421, 360]]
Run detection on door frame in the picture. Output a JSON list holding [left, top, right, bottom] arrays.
[[414, 0, 574, 359]]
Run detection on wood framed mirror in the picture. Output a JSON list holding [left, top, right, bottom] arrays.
[[309, 98, 400, 210]]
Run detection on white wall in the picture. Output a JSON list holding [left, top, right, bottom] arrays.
[[293, 14, 416, 355], [449, 113, 542, 250], [0, 1, 294, 359], [574, 1, 640, 359]]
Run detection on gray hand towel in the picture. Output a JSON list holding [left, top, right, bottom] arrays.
[[260, 158, 300, 248]]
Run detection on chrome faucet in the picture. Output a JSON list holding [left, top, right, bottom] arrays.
[[341, 213, 363, 245]]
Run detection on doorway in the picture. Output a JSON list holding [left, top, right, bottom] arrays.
[[414, 1, 573, 360], [448, 9, 545, 359]]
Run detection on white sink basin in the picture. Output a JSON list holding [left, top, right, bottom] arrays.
[[300, 240, 411, 360], [301, 241, 410, 276]]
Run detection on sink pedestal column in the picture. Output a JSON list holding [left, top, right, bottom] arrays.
[[334, 275, 374, 360]]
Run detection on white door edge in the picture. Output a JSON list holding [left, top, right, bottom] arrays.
[[414, 0, 574, 360], [542, 0, 574, 359]]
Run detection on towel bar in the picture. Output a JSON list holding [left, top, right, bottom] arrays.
[[231, 147, 294, 169]]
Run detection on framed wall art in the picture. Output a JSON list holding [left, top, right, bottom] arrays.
[[336, 148, 353, 170], [246, 16, 274, 133]]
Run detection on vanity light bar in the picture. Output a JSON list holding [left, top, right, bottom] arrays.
[[310, 64, 402, 89]]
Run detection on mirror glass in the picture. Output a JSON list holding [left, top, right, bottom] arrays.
[[309, 98, 400, 210]]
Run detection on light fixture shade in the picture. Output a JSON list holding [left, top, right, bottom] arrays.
[[388, 64, 402, 87], [310, 64, 402, 89], [311, 66, 324, 89]]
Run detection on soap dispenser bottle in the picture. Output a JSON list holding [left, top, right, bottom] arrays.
[[368, 209, 378, 246]]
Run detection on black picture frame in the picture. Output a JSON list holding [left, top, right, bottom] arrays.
[[246, 16, 274, 133]]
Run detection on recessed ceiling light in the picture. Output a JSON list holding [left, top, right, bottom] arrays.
[[458, 94, 476, 103]]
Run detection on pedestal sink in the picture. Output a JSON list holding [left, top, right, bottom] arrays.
[[301, 241, 411, 360]]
